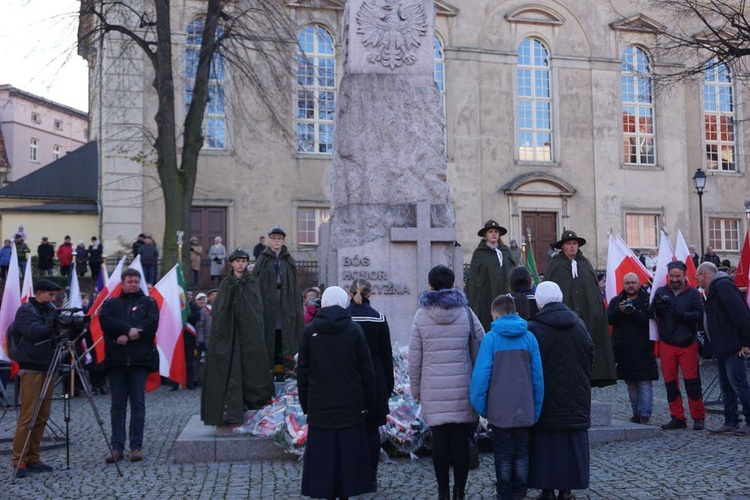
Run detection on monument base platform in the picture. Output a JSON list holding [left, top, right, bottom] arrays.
[[173, 414, 292, 464], [588, 400, 661, 443]]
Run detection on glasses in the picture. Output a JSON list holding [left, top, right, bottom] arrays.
[[269, 236, 284, 241]]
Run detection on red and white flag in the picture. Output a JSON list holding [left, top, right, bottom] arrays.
[[605, 234, 653, 305], [128, 255, 150, 296], [0, 243, 21, 363], [674, 230, 698, 288], [736, 230, 750, 292], [648, 231, 676, 341], [21, 257, 33, 304], [87, 256, 127, 363], [150, 265, 187, 387]]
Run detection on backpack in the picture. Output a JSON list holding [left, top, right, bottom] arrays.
[[6, 319, 21, 360]]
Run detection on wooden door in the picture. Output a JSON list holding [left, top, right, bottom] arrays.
[[190, 206, 227, 286], [520, 211, 557, 275]]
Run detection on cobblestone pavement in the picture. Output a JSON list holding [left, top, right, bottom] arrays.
[[3, 360, 750, 499]]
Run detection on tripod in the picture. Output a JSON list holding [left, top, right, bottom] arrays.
[[11, 332, 122, 482]]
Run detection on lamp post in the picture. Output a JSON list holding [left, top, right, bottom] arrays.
[[692, 168, 707, 255]]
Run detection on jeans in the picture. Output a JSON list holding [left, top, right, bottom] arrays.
[[430, 423, 470, 494], [107, 366, 148, 452], [491, 426, 530, 499], [715, 354, 750, 426], [142, 264, 156, 285], [625, 380, 653, 418]]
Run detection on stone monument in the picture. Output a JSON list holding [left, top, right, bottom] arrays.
[[320, 0, 462, 347]]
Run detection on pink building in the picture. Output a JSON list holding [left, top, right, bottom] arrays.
[[0, 84, 88, 184]]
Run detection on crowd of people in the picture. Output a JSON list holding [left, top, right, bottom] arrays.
[[5, 220, 750, 500]]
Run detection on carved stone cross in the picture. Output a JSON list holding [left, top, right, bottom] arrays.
[[390, 201, 456, 292]]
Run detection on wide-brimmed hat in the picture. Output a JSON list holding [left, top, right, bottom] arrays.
[[477, 219, 508, 238], [554, 230, 586, 249]]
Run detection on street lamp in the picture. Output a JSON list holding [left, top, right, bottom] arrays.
[[692, 168, 707, 255]]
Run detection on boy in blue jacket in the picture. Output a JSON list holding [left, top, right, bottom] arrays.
[[470, 295, 543, 500]]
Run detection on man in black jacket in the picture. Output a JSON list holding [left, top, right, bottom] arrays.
[[9, 280, 61, 478], [697, 262, 750, 435], [607, 273, 657, 424], [649, 260, 706, 431], [36, 237, 55, 276], [100, 268, 159, 463]]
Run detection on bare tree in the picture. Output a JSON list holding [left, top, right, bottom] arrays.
[[78, 0, 297, 267], [614, 1, 750, 81]]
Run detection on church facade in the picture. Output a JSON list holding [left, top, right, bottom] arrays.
[[83, 0, 750, 271]]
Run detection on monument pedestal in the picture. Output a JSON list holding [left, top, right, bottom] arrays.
[[588, 400, 661, 443]]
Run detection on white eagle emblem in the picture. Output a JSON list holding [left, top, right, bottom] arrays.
[[356, 0, 428, 69]]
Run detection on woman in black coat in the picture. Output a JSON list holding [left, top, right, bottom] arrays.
[[347, 278, 394, 490], [298, 286, 376, 499], [527, 282, 594, 500], [607, 279, 658, 424]]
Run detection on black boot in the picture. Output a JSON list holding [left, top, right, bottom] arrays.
[[438, 489, 450, 500], [453, 488, 465, 500]]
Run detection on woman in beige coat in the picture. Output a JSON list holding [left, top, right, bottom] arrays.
[[189, 236, 203, 287], [409, 265, 484, 500]]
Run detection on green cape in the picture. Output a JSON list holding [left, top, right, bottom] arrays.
[[545, 251, 617, 387], [465, 240, 516, 331], [200, 270, 274, 425], [251, 246, 305, 362]]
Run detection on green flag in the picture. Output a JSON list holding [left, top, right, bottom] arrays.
[[526, 239, 540, 285], [176, 261, 189, 328]]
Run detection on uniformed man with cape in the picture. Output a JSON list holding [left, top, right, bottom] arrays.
[[465, 219, 516, 331], [544, 230, 617, 387], [252, 226, 305, 381], [201, 248, 274, 427]]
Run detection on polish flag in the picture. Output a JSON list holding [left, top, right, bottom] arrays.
[[648, 231, 675, 341], [0, 243, 21, 363], [128, 255, 150, 296], [87, 256, 127, 363], [674, 230, 698, 288], [736, 230, 750, 292], [150, 265, 187, 387], [20, 258, 33, 304], [605, 234, 653, 305]]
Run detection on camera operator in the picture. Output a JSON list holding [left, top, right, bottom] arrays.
[[648, 260, 706, 431], [607, 273, 657, 424], [9, 279, 62, 478], [99, 268, 159, 463]]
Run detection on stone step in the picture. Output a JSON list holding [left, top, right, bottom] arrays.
[[591, 400, 612, 427], [589, 419, 662, 443], [173, 414, 291, 464]]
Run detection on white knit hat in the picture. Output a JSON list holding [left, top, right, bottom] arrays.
[[321, 286, 349, 308], [535, 281, 563, 309]]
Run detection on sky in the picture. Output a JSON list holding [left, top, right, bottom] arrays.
[[0, 0, 89, 112]]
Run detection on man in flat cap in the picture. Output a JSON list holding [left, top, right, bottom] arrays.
[[9, 279, 61, 478], [252, 227, 304, 381], [201, 248, 273, 428], [544, 230, 617, 388], [466, 219, 516, 330]]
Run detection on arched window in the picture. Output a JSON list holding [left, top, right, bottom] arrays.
[[434, 35, 445, 113], [186, 18, 227, 150], [517, 38, 552, 162], [297, 25, 336, 154], [621, 46, 655, 165], [703, 59, 735, 171]]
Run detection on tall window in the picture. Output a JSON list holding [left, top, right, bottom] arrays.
[[517, 38, 552, 162], [52, 144, 61, 161], [621, 46, 655, 165], [434, 35, 445, 113], [709, 218, 740, 251], [625, 213, 658, 249], [297, 207, 330, 245], [30, 138, 39, 162], [297, 25, 335, 154], [186, 18, 227, 150], [703, 60, 736, 171]]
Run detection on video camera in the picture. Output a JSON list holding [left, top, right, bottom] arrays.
[[46, 308, 90, 337], [653, 294, 671, 308]]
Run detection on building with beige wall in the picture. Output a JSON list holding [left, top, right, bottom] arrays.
[[83, 0, 750, 272], [0, 85, 88, 184]]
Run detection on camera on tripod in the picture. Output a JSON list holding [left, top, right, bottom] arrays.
[[46, 308, 90, 337]]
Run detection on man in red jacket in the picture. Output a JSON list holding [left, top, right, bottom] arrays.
[[56, 235, 74, 277]]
